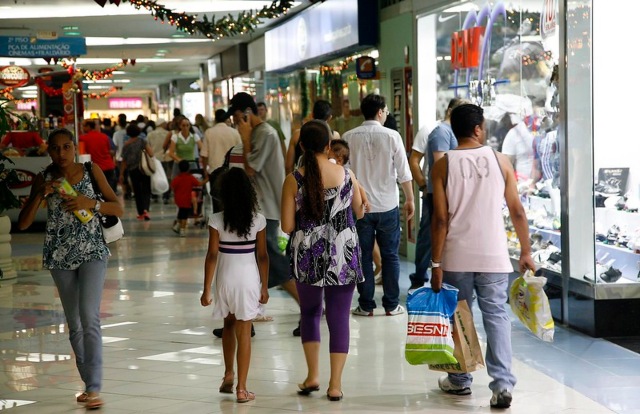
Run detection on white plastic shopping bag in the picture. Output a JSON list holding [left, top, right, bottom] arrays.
[[509, 270, 555, 342], [150, 157, 169, 195]]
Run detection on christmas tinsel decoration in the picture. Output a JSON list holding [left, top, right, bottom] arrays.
[[121, 0, 293, 40]]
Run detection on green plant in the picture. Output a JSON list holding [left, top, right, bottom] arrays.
[[0, 98, 22, 215]]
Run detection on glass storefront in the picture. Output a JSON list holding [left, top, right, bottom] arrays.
[[417, 0, 640, 336], [419, 0, 562, 271], [263, 51, 380, 142]]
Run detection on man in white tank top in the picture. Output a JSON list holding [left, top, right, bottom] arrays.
[[430, 104, 535, 409]]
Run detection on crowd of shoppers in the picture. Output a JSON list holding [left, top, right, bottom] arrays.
[[19, 94, 532, 410]]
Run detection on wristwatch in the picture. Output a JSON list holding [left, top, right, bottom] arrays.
[[430, 260, 441, 268], [94, 200, 102, 213]]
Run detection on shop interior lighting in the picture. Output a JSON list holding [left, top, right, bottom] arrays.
[[88, 85, 111, 90], [443, 3, 480, 13], [64, 31, 82, 36]]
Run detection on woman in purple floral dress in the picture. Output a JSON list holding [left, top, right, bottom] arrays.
[[281, 120, 365, 401]]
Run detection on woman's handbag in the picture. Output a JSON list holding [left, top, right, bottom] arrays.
[[140, 149, 156, 176], [84, 162, 124, 244]]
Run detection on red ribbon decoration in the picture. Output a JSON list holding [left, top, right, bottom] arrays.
[[35, 77, 64, 97]]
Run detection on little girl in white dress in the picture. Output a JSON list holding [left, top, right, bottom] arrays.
[[200, 167, 269, 403]]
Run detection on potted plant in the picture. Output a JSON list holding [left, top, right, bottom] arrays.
[[0, 97, 22, 280]]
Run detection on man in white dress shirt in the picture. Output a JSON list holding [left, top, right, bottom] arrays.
[[343, 94, 414, 316]]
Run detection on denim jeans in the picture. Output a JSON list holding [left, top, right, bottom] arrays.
[[51, 259, 108, 393], [443, 271, 517, 393], [356, 207, 400, 312], [410, 193, 433, 286]]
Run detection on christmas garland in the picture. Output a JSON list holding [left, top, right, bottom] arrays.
[[85, 87, 119, 99], [96, 0, 293, 40], [59, 59, 130, 81]]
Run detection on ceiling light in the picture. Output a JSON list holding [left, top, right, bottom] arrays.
[[88, 85, 110, 90], [0, 2, 300, 19], [112, 71, 126, 75], [86, 37, 210, 46], [0, 58, 32, 66], [113, 79, 131, 83], [62, 26, 79, 30], [72, 58, 182, 65], [64, 31, 82, 36]]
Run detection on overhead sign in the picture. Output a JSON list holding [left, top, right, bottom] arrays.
[[0, 65, 31, 87], [108, 97, 143, 110], [356, 56, 376, 79], [265, 0, 377, 71], [0, 36, 86, 58]]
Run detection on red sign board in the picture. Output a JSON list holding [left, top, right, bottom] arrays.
[[0, 65, 31, 88], [10, 169, 37, 189], [450, 27, 484, 70]]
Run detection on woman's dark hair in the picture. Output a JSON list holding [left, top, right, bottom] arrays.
[[126, 122, 141, 138], [47, 128, 74, 143], [383, 113, 398, 131], [360, 94, 386, 120], [312, 100, 332, 121], [450, 104, 484, 140], [299, 120, 331, 222], [330, 139, 350, 164], [146, 120, 156, 130], [220, 167, 258, 239]]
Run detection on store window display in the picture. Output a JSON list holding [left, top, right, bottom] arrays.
[[428, 1, 562, 277]]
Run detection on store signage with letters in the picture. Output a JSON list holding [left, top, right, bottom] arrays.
[[108, 97, 143, 109], [0, 65, 31, 87], [450, 27, 484, 70], [0, 36, 86, 58]]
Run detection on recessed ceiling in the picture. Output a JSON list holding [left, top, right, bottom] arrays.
[[0, 0, 309, 98]]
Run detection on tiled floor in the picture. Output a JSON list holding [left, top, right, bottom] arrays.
[[1, 199, 638, 413]]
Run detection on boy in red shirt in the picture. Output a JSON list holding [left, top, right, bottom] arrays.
[[171, 160, 207, 237]]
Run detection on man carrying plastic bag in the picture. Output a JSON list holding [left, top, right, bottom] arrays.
[[429, 104, 536, 409], [405, 284, 458, 366], [510, 270, 555, 342]]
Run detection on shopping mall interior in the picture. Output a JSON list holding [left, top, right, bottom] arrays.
[[2, 0, 640, 413]]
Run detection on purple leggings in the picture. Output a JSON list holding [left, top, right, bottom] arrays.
[[295, 282, 355, 354]]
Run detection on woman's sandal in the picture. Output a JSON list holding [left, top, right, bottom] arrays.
[[76, 392, 89, 403], [297, 381, 320, 396], [326, 389, 343, 402], [236, 389, 255, 403], [219, 376, 234, 394]]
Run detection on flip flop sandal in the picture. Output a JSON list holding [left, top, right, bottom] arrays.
[[236, 389, 255, 403], [298, 381, 320, 395], [219, 377, 234, 394]]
